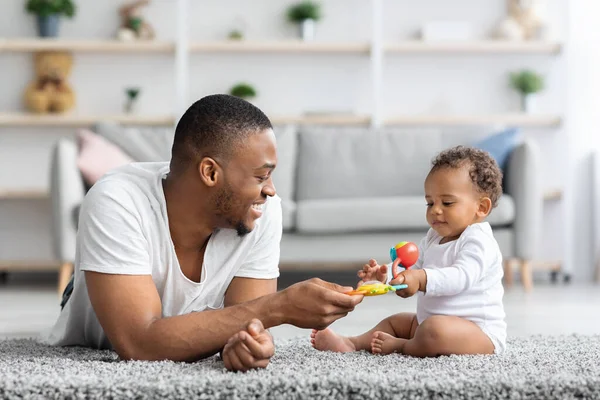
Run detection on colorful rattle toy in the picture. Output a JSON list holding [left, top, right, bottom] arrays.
[[346, 281, 408, 296], [390, 241, 419, 279], [346, 241, 419, 297]]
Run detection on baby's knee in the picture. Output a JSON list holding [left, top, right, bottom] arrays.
[[416, 316, 447, 345]]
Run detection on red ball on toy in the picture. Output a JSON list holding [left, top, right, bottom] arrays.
[[390, 241, 419, 279]]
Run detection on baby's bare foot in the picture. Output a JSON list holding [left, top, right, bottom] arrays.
[[310, 328, 356, 353], [371, 331, 406, 355]]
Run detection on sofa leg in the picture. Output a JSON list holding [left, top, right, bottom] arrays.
[[58, 262, 73, 297], [520, 260, 533, 292], [503, 259, 516, 287]]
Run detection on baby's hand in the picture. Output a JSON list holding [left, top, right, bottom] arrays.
[[391, 269, 426, 298], [357, 259, 388, 286]]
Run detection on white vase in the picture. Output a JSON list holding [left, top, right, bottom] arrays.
[[300, 19, 315, 41], [521, 94, 536, 113]]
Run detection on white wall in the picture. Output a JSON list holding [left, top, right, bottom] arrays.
[[563, 1, 600, 281], [0, 0, 584, 278]]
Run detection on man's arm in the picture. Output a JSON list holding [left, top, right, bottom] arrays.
[[86, 272, 361, 362], [224, 277, 277, 307]]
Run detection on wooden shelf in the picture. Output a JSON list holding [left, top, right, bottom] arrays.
[[0, 38, 175, 53], [0, 112, 175, 127], [385, 41, 562, 54], [271, 114, 371, 125], [0, 260, 60, 271], [0, 39, 561, 55], [0, 189, 48, 200], [189, 40, 371, 54], [384, 114, 561, 128]]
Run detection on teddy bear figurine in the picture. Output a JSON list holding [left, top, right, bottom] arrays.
[[495, 0, 547, 41], [24, 51, 75, 114]]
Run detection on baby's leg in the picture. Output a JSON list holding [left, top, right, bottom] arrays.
[[401, 315, 495, 357], [370, 313, 418, 355], [311, 313, 416, 353]]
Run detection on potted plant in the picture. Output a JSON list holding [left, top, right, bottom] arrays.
[[26, 0, 76, 38], [124, 87, 141, 113], [287, 1, 322, 41], [228, 30, 244, 40], [229, 83, 257, 101], [510, 69, 544, 113]]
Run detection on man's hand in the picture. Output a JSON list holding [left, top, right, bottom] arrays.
[[222, 319, 274, 372], [278, 278, 363, 330], [357, 259, 388, 286], [391, 269, 427, 298]]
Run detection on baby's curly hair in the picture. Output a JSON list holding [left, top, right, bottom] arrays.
[[429, 145, 503, 208]]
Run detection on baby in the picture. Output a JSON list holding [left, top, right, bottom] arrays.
[[311, 145, 507, 356]]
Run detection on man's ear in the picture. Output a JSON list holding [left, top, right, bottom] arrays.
[[477, 197, 493, 218], [198, 157, 220, 187]]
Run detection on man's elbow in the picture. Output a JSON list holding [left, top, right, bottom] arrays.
[[113, 341, 156, 361]]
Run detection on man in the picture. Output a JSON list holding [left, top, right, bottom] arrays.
[[46, 94, 363, 371]]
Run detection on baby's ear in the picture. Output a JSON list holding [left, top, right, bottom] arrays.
[[477, 197, 492, 218]]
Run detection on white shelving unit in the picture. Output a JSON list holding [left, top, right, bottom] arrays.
[[0, 37, 564, 128], [0, 0, 566, 270]]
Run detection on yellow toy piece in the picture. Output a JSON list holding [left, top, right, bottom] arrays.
[[346, 281, 408, 296]]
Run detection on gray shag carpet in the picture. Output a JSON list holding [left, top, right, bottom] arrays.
[[1, 335, 599, 399]]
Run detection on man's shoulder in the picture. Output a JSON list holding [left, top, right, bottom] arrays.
[[98, 161, 168, 186], [84, 162, 168, 212], [91, 162, 167, 195]]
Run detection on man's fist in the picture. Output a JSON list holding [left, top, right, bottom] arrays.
[[222, 319, 274, 372]]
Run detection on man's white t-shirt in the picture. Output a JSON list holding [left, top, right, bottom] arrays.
[[45, 162, 282, 349], [389, 222, 507, 353]]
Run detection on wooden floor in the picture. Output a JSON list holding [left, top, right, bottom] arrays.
[[1, 272, 599, 340]]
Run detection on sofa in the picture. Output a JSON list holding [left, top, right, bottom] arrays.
[[50, 122, 542, 291]]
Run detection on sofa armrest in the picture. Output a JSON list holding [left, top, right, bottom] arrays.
[[50, 138, 85, 264], [504, 140, 543, 260]]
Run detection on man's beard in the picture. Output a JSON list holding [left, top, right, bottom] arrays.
[[215, 185, 251, 237]]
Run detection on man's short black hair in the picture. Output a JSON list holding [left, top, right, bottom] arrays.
[[170, 94, 272, 170]]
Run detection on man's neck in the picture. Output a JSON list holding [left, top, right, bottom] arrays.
[[162, 176, 213, 252]]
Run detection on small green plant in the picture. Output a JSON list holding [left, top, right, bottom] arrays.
[[229, 83, 257, 99], [228, 30, 244, 40], [510, 70, 544, 95], [26, 0, 76, 18], [124, 87, 141, 113], [287, 1, 321, 23]]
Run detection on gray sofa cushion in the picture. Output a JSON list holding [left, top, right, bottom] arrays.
[[296, 194, 515, 234], [272, 125, 298, 231], [295, 126, 508, 202], [296, 127, 445, 201], [94, 121, 173, 162], [281, 200, 297, 232]]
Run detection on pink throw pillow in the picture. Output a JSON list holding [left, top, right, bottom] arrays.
[[76, 129, 134, 186]]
